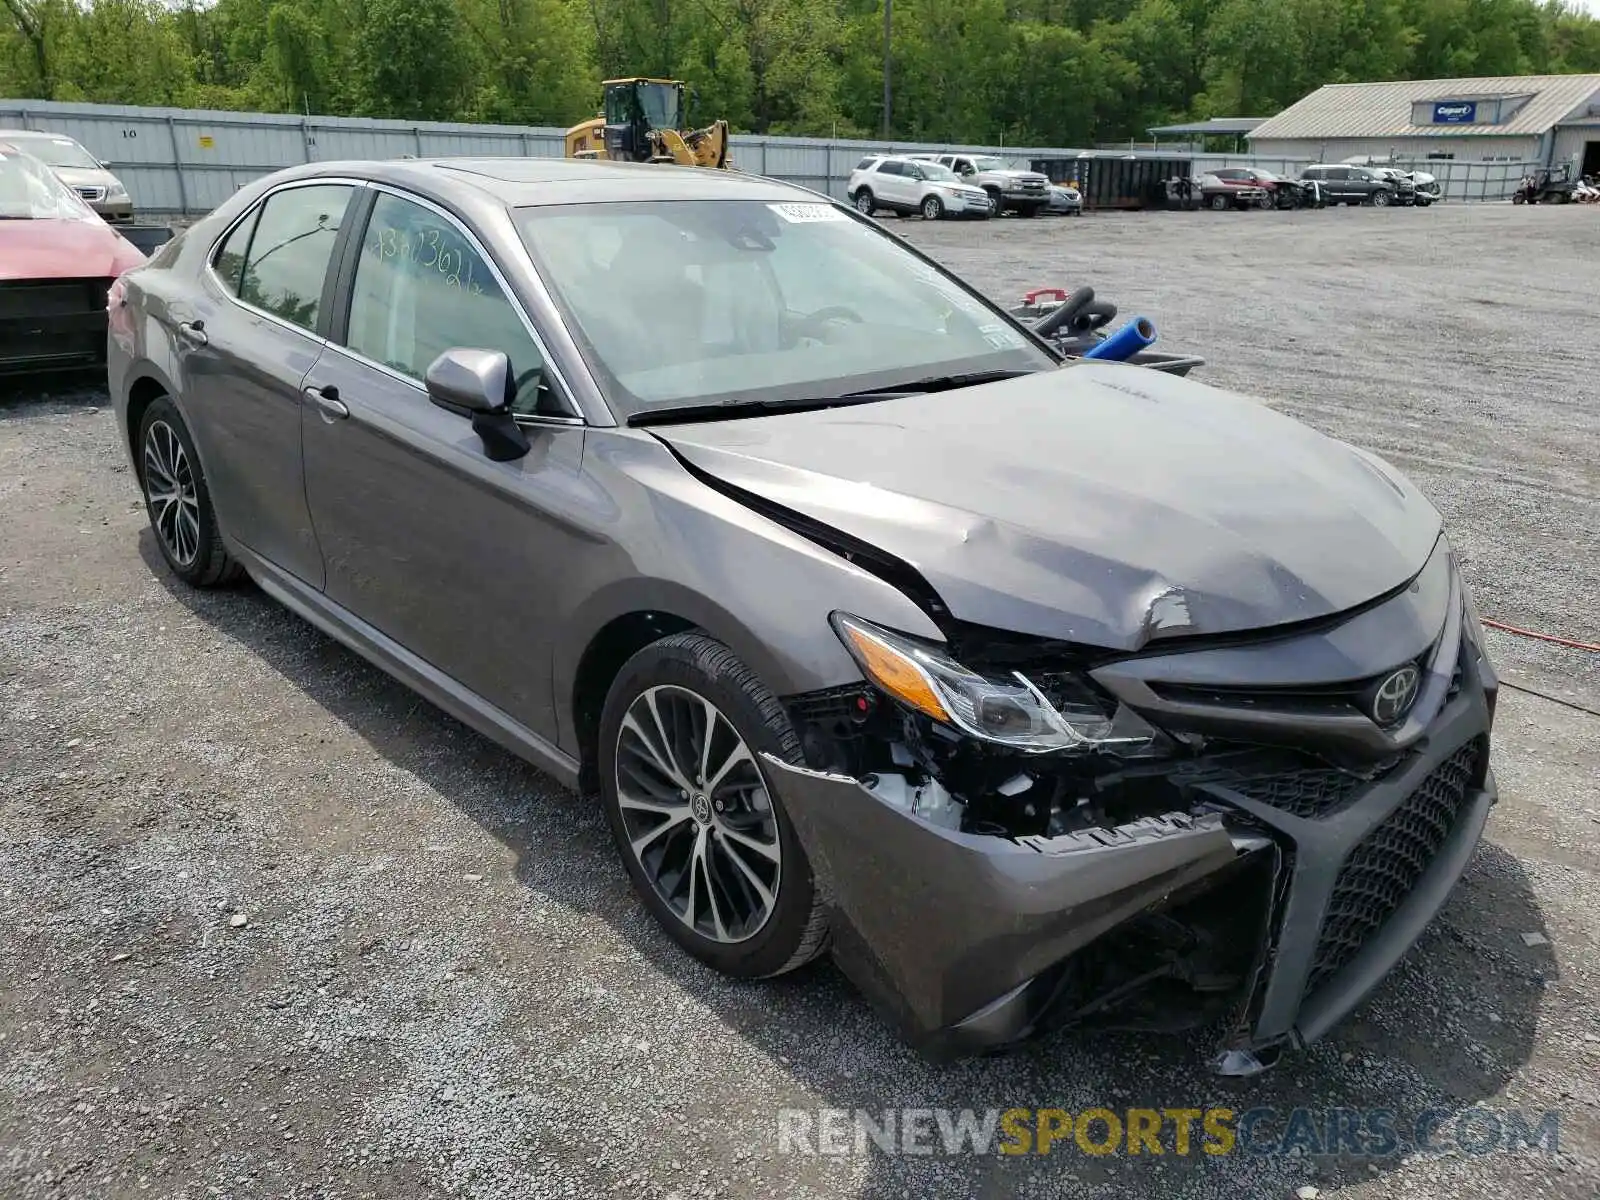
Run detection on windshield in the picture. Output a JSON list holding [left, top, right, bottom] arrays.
[[970, 156, 1021, 172], [8, 135, 99, 169], [604, 82, 682, 130], [514, 199, 1054, 419], [637, 83, 681, 129], [0, 146, 100, 220], [919, 162, 961, 183]]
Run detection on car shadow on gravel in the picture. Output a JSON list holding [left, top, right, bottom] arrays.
[[0, 372, 108, 413], [142, 535, 1557, 1194]]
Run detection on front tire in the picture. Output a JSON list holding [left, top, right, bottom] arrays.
[[598, 633, 829, 980], [1372, 189, 1391, 207], [921, 194, 944, 220], [136, 395, 244, 588]]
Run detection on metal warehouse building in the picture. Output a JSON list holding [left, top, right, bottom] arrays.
[[1247, 73, 1600, 178]]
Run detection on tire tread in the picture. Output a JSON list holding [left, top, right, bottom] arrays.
[[137, 395, 245, 590], [606, 631, 830, 977]]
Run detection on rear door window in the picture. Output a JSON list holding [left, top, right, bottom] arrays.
[[237, 183, 355, 332], [211, 208, 259, 297]]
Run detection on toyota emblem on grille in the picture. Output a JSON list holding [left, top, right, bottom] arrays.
[[1370, 665, 1421, 725]]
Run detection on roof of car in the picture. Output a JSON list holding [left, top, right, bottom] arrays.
[[270, 156, 816, 207], [0, 128, 83, 143]]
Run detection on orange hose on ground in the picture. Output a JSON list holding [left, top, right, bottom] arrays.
[[1481, 618, 1600, 653]]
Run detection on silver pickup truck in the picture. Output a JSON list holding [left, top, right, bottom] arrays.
[[907, 152, 1051, 216]]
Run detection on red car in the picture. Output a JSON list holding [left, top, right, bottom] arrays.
[[1, 141, 145, 377]]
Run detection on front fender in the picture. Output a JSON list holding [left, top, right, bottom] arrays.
[[553, 429, 948, 755]]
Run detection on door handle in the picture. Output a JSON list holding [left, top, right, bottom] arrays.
[[304, 384, 349, 420], [176, 320, 207, 347]]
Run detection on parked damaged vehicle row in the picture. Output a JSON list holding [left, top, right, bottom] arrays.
[[106, 158, 1498, 1076]]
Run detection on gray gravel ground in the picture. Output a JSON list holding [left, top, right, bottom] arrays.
[[2, 203, 1598, 1200]]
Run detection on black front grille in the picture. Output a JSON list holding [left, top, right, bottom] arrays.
[[1227, 767, 1367, 819], [0, 279, 114, 369], [1303, 738, 1484, 997]]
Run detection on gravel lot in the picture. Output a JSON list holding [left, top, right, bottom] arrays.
[[2, 203, 1597, 1200]]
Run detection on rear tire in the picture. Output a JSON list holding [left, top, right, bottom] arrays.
[[852, 189, 874, 216], [597, 632, 829, 980], [135, 395, 245, 589]]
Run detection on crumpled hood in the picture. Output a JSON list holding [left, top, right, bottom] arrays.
[[0, 218, 145, 281], [652, 362, 1443, 650]]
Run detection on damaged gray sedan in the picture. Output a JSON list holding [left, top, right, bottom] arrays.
[[108, 157, 1498, 1075]]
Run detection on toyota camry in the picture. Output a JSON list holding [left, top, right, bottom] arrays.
[[106, 157, 1498, 1074]]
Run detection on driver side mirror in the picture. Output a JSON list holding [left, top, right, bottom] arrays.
[[424, 347, 530, 462]]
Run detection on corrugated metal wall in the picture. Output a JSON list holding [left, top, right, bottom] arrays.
[[1, 98, 1540, 213], [0, 98, 1325, 218], [1551, 125, 1600, 175]]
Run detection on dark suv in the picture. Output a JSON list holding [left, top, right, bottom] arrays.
[[1299, 165, 1399, 207]]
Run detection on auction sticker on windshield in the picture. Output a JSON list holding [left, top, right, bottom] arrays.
[[767, 202, 849, 223]]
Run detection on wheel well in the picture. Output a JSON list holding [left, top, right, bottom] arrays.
[[125, 376, 168, 472], [572, 611, 696, 792]]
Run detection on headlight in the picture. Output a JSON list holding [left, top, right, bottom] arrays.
[[831, 613, 1150, 753], [106, 182, 128, 199]]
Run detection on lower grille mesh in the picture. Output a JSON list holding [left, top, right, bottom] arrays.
[[1303, 738, 1484, 998], [1226, 768, 1366, 819]]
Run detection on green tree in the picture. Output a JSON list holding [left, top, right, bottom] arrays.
[[356, 0, 469, 119]]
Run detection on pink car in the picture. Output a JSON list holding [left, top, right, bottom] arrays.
[[0, 141, 146, 377]]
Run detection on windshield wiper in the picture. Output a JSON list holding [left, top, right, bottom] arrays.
[[628, 395, 885, 427], [839, 368, 1039, 396], [628, 370, 1041, 428]]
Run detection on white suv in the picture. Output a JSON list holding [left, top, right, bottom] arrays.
[[846, 155, 993, 220]]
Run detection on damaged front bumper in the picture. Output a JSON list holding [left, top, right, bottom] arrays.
[[764, 641, 1497, 1069], [1, 277, 116, 375]]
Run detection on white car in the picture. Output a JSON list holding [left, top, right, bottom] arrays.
[[906, 152, 1053, 216], [846, 155, 993, 220]]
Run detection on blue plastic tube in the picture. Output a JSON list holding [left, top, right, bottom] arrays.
[[1081, 316, 1157, 361]]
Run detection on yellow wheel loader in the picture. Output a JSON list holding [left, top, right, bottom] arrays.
[[564, 78, 736, 170]]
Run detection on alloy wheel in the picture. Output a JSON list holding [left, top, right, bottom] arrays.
[[142, 420, 201, 566], [614, 684, 782, 943]]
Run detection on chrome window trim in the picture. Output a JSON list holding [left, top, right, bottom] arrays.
[[325, 180, 587, 425], [203, 175, 368, 346]]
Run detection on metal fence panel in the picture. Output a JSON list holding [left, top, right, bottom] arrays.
[[0, 99, 1544, 216]]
